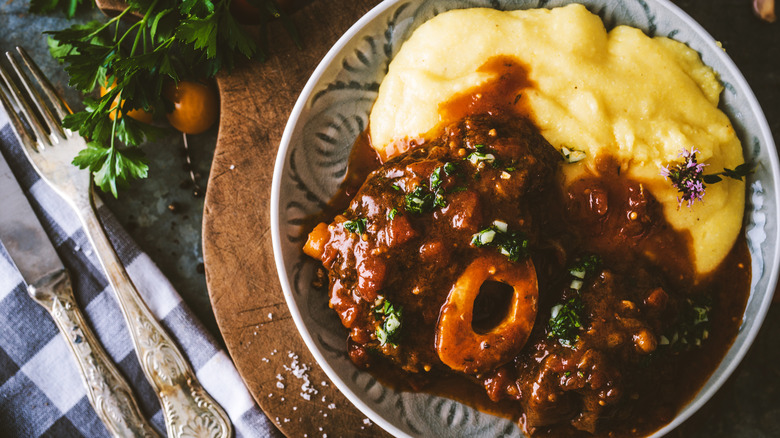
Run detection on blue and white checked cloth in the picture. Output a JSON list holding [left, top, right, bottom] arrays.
[[0, 110, 281, 437]]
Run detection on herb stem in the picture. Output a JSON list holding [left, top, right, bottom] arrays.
[[117, 21, 143, 47], [156, 37, 174, 52], [47, 0, 293, 196], [130, 0, 159, 56], [88, 8, 131, 39], [109, 106, 119, 150]]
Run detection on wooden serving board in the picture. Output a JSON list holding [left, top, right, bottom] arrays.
[[202, 1, 391, 436]]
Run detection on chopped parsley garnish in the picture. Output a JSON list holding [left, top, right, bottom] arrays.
[[387, 208, 399, 220], [404, 186, 435, 214], [42, 0, 299, 196], [660, 298, 712, 351], [569, 255, 602, 280], [548, 296, 584, 347], [392, 184, 402, 191], [471, 220, 529, 261], [430, 166, 444, 189], [567, 254, 601, 291], [443, 162, 458, 175], [374, 300, 403, 346], [692, 305, 710, 325], [547, 257, 602, 347], [343, 218, 367, 235], [433, 193, 447, 208], [466, 149, 496, 165], [404, 163, 456, 214], [431, 162, 456, 189]]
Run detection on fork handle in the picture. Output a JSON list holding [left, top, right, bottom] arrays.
[[29, 270, 160, 438], [76, 199, 233, 438]]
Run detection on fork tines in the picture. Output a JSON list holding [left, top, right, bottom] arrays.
[[0, 47, 72, 153]]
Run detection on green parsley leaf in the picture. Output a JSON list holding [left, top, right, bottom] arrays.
[[465, 150, 496, 165], [374, 300, 403, 346], [72, 142, 149, 198], [568, 255, 602, 279], [548, 296, 584, 347], [343, 218, 368, 235], [404, 186, 435, 214], [406, 163, 459, 214], [430, 166, 444, 190], [471, 221, 529, 261]]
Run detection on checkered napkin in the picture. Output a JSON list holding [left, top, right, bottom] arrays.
[[0, 111, 281, 437]]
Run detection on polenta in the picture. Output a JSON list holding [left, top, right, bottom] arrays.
[[369, 4, 744, 275]]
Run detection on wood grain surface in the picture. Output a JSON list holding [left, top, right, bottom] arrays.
[[202, 1, 390, 437]]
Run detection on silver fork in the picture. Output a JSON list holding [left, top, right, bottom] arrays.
[[0, 47, 232, 438]]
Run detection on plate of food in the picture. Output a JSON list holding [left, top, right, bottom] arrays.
[[270, 0, 778, 436]]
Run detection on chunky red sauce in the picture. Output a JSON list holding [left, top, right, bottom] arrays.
[[303, 56, 750, 437]]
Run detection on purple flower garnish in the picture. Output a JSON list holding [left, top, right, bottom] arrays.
[[661, 147, 708, 208]]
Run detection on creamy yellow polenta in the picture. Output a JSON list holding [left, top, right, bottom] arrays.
[[369, 4, 744, 275]]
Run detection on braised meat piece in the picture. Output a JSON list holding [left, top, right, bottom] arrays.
[[303, 112, 750, 437], [305, 114, 560, 374]]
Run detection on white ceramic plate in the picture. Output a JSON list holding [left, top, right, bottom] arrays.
[[271, 1, 779, 436]]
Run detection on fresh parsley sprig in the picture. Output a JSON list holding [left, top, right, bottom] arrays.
[[548, 256, 602, 347], [343, 217, 367, 235], [44, 0, 298, 196]]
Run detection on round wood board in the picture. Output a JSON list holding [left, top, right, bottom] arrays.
[[202, 1, 391, 436]]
